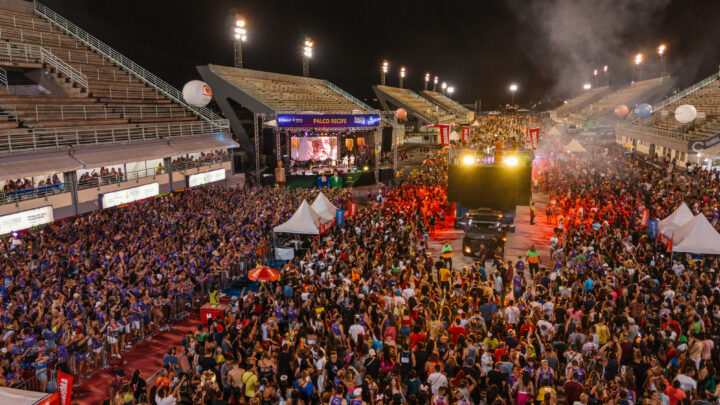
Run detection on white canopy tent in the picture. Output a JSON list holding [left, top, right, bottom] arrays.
[[565, 139, 587, 153], [471, 120, 480, 127], [548, 126, 561, 137], [273, 200, 325, 235], [659, 202, 694, 239], [671, 214, 720, 255], [449, 131, 460, 141], [311, 192, 339, 221]]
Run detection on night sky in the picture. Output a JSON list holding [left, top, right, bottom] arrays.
[[41, 0, 720, 109]]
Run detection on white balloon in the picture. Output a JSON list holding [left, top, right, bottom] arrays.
[[674, 104, 697, 124], [182, 80, 212, 107]]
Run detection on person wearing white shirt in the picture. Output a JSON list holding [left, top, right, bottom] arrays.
[[427, 364, 448, 395], [505, 303, 520, 325], [348, 319, 365, 344]]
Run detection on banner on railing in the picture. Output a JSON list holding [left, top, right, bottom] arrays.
[[187, 169, 226, 187], [429, 125, 450, 146], [58, 371, 73, 405], [688, 132, 720, 153], [461, 126, 470, 143], [0, 206, 53, 236], [277, 114, 381, 129], [101, 182, 159, 209]]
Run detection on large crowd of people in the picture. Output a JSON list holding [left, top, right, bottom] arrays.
[[4, 118, 720, 405]]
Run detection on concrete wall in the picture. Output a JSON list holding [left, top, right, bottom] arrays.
[[0, 191, 72, 216], [0, 0, 34, 14]]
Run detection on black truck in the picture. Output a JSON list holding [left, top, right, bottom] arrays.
[[461, 208, 509, 257]]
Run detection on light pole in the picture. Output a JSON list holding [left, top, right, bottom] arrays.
[[441, 81, 447, 95], [433, 76, 438, 92], [232, 17, 247, 68], [603, 65, 608, 86], [593, 69, 598, 87], [509, 83, 518, 106], [424, 73, 430, 90], [399, 66, 406, 88], [447, 86, 455, 100], [634, 53, 643, 82], [302, 38, 313, 77], [381, 61, 389, 86], [658, 44, 667, 77]]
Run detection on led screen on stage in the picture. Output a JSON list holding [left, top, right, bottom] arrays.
[[290, 136, 338, 161]]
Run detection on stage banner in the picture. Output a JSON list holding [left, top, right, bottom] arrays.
[[348, 202, 357, 217], [641, 209, 649, 227], [647, 219, 658, 238], [461, 126, 470, 143], [277, 114, 381, 128], [58, 371, 74, 405], [336, 209, 345, 226]]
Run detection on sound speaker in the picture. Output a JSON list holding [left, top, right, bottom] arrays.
[[381, 126, 393, 152], [261, 128, 274, 155]]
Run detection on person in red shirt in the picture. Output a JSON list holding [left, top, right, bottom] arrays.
[[663, 378, 686, 405], [409, 325, 426, 349], [493, 342, 509, 362], [447, 318, 466, 344]]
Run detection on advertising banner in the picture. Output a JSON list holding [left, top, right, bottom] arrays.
[[461, 126, 470, 143], [277, 114, 381, 128], [58, 371, 73, 405], [187, 169, 226, 188], [641, 209, 649, 227], [647, 219, 658, 238], [101, 183, 159, 209], [526, 127, 540, 150], [336, 209, 345, 226], [0, 206, 53, 236], [348, 202, 357, 217]]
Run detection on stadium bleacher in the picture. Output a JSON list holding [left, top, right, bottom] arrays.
[[420, 90, 474, 121], [0, 1, 236, 215], [551, 85, 610, 118], [573, 77, 667, 122], [206, 65, 369, 112], [618, 71, 720, 164], [373, 85, 455, 124]]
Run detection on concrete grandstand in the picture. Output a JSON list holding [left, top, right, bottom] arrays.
[[0, 0, 237, 218], [420, 90, 475, 122], [617, 69, 720, 165], [373, 84, 456, 129]]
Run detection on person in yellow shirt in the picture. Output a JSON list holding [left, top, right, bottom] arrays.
[[242, 365, 259, 401], [439, 265, 451, 294], [595, 319, 609, 345]]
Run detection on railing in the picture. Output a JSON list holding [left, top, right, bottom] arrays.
[[0, 67, 6, 89], [1, 182, 70, 205], [171, 154, 230, 172], [323, 80, 373, 111], [0, 120, 222, 154], [34, 0, 229, 131], [38, 46, 88, 90], [617, 124, 693, 143], [0, 42, 87, 90], [27, 104, 193, 122], [77, 167, 161, 190]]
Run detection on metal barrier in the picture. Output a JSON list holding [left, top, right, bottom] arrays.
[[38, 46, 88, 90], [171, 154, 230, 172], [0, 182, 70, 205], [34, 0, 229, 131], [0, 120, 222, 154], [29, 104, 194, 122]]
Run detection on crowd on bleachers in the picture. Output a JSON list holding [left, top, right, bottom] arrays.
[[171, 150, 230, 171], [1, 175, 63, 203], [78, 167, 126, 189], [468, 115, 538, 148]]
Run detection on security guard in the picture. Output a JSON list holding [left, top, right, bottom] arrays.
[[441, 241, 453, 269]]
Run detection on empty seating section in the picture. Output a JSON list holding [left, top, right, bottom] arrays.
[[377, 85, 454, 123], [421, 90, 474, 120], [578, 78, 663, 119], [553, 87, 607, 117], [210, 65, 360, 112], [0, 7, 204, 153], [629, 80, 720, 140]]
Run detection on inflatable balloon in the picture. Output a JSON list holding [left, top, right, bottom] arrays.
[[396, 108, 407, 120], [634, 103, 653, 119], [182, 80, 212, 107], [614, 104, 629, 118], [674, 104, 697, 123]]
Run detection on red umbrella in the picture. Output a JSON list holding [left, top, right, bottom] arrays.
[[248, 266, 280, 282]]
